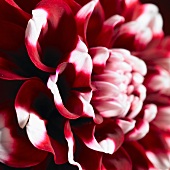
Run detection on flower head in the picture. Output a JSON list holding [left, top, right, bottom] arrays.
[[0, 0, 169, 169]]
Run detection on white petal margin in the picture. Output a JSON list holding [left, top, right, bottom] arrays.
[[25, 9, 48, 46], [15, 107, 30, 128], [26, 112, 54, 153], [64, 121, 82, 170], [0, 114, 13, 162]]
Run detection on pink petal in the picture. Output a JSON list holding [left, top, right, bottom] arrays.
[[115, 118, 136, 134], [89, 47, 109, 74], [138, 104, 157, 123], [125, 119, 149, 141], [26, 113, 55, 155]]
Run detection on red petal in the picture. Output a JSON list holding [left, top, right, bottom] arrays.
[[75, 0, 104, 46], [95, 119, 124, 153], [99, 0, 125, 19], [66, 38, 93, 88], [139, 125, 170, 169], [0, 102, 47, 167], [0, 0, 30, 28], [25, 0, 77, 72], [123, 141, 154, 169], [0, 52, 27, 80], [74, 137, 103, 170], [15, 78, 53, 128], [96, 15, 125, 48], [0, 20, 25, 50], [15, 78, 69, 164], [102, 147, 132, 170], [13, 0, 41, 14]]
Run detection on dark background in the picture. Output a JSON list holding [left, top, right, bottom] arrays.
[[141, 0, 170, 35]]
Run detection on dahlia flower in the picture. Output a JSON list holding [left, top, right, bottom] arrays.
[[0, 0, 169, 170]]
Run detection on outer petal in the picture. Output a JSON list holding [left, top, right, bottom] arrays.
[[72, 119, 124, 154], [74, 137, 103, 170], [25, 0, 77, 72], [75, 0, 104, 46], [15, 78, 68, 164], [47, 39, 94, 119], [123, 141, 154, 169], [139, 125, 170, 169], [102, 147, 132, 170], [0, 0, 30, 28], [0, 52, 27, 80], [64, 121, 82, 169], [0, 20, 25, 51], [66, 38, 93, 88], [0, 102, 47, 167], [96, 15, 125, 48]]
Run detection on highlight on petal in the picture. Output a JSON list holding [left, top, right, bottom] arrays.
[[132, 3, 163, 36], [67, 38, 93, 88]]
